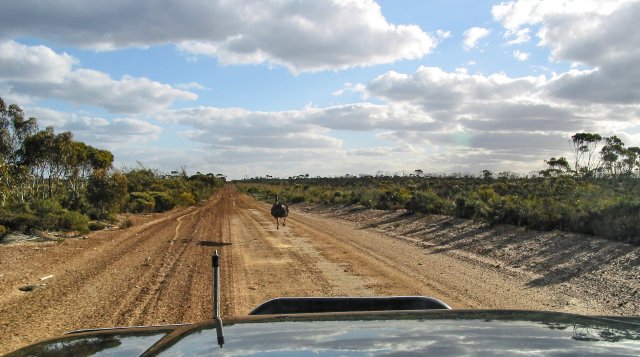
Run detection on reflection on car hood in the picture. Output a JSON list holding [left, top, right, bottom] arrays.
[[7, 310, 640, 356]]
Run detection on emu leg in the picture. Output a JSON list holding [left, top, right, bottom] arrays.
[[282, 216, 286, 227], [276, 217, 279, 230]]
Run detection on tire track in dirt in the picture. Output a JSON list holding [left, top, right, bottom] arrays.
[[0, 206, 196, 309], [115, 207, 204, 325], [0, 205, 201, 353], [146, 191, 227, 324], [99, 206, 203, 326]]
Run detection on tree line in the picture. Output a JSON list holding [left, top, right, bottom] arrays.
[[0, 98, 224, 236]]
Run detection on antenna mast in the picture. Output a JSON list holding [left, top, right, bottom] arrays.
[[212, 250, 224, 347]]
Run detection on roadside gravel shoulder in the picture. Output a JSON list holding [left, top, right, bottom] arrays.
[[296, 203, 640, 316]]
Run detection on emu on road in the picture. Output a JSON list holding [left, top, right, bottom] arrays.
[[271, 195, 289, 230]]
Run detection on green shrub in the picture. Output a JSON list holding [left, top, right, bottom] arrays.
[[126, 192, 156, 213], [519, 198, 566, 231], [129, 198, 155, 213], [492, 196, 527, 226], [30, 198, 63, 216], [56, 210, 90, 232], [105, 213, 119, 224], [405, 191, 450, 214], [61, 191, 91, 214], [2, 212, 39, 232], [175, 192, 196, 206], [454, 195, 481, 219], [373, 190, 406, 210], [119, 218, 134, 229], [88, 222, 107, 231], [396, 188, 412, 204], [477, 186, 499, 202], [591, 199, 640, 243], [150, 192, 176, 212], [0, 224, 7, 237]]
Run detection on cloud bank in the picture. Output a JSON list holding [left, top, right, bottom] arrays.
[[0, 0, 436, 73], [0, 41, 197, 113]]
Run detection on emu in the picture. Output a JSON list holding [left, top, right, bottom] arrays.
[[271, 195, 289, 230]]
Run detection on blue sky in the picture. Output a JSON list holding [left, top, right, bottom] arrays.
[[1, 0, 639, 178]]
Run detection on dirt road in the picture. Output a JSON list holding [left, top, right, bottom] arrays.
[[0, 185, 627, 354]]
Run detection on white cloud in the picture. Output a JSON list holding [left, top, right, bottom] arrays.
[[48, 70, 197, 113], [513, 50, 529, 61], [491, 0, 627, 33], [528, 1, 636, 66], [149, 102, 449, 177], [176, 82, 208, 91], [68, 117, 163, 144], [505, 28, 531, 45], [25, 107, 70, 127], [380, 130, 567, 156], [347, 147, 392, 156], [157, 102, 440, 140], [367, 66, 546, 114], [309, 103, 438, 131], [24, 107, 163, 148], [0, 0, 436, 73], [493, 0, 640, 104], [156, 106, 315, 138], [0, 41, 198, 113], [491, 0, 636, 65], [547, 65, 640, 104], [0, 40, 75, 83], [333, 83, 367, 97], [436, 29, 452, 39], [462, 27, 491, 50]]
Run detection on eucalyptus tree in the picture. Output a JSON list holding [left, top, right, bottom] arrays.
[[0, 101, 37, 166], [622, 147, 640, 176], [570, 133, 603, 178], [22, 128, 74, 198], [600, 135, 626, 177], [0, 99, 38, 203], [21, 127, 55, 198], [87, 169, 128, 217], [89, 148, 113, 171], [541, 157, 571, 177], [70, 143, 114, 189]]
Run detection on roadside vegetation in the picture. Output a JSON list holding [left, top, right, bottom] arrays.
[[0, 97, 225, 237], [238, 133, 640, 245]]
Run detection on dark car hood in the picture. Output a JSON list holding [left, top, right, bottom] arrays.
[[7, 310, 640, 356]]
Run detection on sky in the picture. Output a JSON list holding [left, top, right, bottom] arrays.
[[1, 0, 639, 179]]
